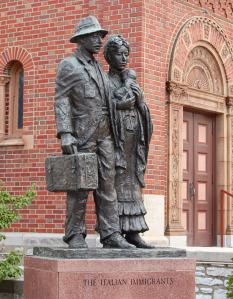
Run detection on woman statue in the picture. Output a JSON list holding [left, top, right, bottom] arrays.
[[104, 35, 154, 248]]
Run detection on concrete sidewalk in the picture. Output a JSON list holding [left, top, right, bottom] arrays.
[[177, 246, 233, 262]]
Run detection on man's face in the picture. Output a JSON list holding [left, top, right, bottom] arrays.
[[79, 32, 103, 54]]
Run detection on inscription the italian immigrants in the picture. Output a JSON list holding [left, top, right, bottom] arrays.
[[83, 277, 174, 287], [47, 16, 153, 249]]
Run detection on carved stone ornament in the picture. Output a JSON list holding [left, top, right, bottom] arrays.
[[166, 81, 188, 101], [170, 16, 233, 89], [221, 44, 229, 60], [183, 32, 191, 48], [226, 96, 233, 107], [183, 17, 233, 61], [187, 0, 233, 20], [170, 107, 182, 223], [183, 46, 223, 95], [204, 24, 210, 40], [174, 68, 181, 82]]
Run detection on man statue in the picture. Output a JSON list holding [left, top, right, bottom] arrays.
[[54, 16, 135, 249]]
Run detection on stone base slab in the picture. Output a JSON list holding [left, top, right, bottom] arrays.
[[32, 246, 186, 259], [24, 249, 195, 299]]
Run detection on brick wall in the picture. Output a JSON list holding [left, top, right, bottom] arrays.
[[0, 0, 144, 234], [0, 0, 233, 234]]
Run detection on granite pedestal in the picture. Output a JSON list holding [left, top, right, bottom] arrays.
[[24, 247, 195, 299]]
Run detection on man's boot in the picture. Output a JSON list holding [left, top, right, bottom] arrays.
[[102, 232, 136, 249], [66, 234, 88, 249], [125, 232, 155, 249]]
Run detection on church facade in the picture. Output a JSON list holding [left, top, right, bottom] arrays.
[[1, 0, 233, 247]]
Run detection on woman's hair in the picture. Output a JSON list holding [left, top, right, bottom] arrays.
[[104, 34, 130, 65]]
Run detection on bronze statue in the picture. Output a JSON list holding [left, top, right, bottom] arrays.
[[54, 17, 135, 249], [104, 35, 154, 248]]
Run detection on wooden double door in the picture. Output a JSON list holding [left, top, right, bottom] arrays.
[[182, 111, 215, 246]]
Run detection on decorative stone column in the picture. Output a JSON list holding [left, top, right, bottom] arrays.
[[0, 75, 10, 141], [165, 81, 187, 246], [225, 96, 233, 236]]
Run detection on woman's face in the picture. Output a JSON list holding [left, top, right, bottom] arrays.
[[109, 45, 129, 71]]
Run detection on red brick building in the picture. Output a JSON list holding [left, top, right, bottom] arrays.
[[1, 0, 233, 247]]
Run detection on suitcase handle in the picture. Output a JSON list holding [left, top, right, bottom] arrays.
[[72, 145, 78, 154]]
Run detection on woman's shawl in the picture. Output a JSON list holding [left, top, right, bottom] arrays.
[[109, 73, 153, 187]]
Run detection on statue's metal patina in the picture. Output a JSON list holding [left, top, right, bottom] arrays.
[[48, 17, 153, 249]]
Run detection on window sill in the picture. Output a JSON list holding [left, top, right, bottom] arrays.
[[0, 135, 33, 149]]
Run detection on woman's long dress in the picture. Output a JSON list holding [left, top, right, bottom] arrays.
[[109, 71, 153, 234]]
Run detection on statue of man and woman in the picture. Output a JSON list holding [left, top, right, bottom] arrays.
[[54, 16, 154, 249]]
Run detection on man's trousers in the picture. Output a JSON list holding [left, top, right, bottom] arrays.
[[63, 114, 120, 243]]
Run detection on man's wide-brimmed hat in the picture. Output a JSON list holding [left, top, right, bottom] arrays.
[[70, 16, 108, 43]]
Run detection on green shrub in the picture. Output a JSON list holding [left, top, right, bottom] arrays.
[[227, 258, 233, 298], [0, 182, 35, 281], [0, 251, 22, 281]]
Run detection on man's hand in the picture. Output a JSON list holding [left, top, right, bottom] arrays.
[[61, 133, 77, 154], [116, 96, 135, 110]]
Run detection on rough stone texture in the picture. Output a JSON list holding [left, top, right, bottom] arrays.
[[24, 256, 196, 299], [213, 289, 227, 299], [196, 277, 223, 286], [196, 271, 205, 277], [207, 267, 233, 277], [195, 262, 233, 298], [33, 247, 186, 259], [200, 288, 213, 294], [197, 266, 205, 271]]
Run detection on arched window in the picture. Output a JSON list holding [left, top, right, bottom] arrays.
[[0, 47, 34, 148], [5, 60, 24, 137]]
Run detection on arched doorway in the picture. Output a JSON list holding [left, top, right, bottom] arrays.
[[166, 17, 233, 247]]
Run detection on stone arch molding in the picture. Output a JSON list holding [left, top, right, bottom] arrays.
[[168, 16, 233, 104]]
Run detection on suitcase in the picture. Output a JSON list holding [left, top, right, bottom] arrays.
[[45, 152, 98, 192]]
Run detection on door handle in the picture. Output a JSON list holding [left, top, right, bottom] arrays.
[[189, 182, 195, 200]]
